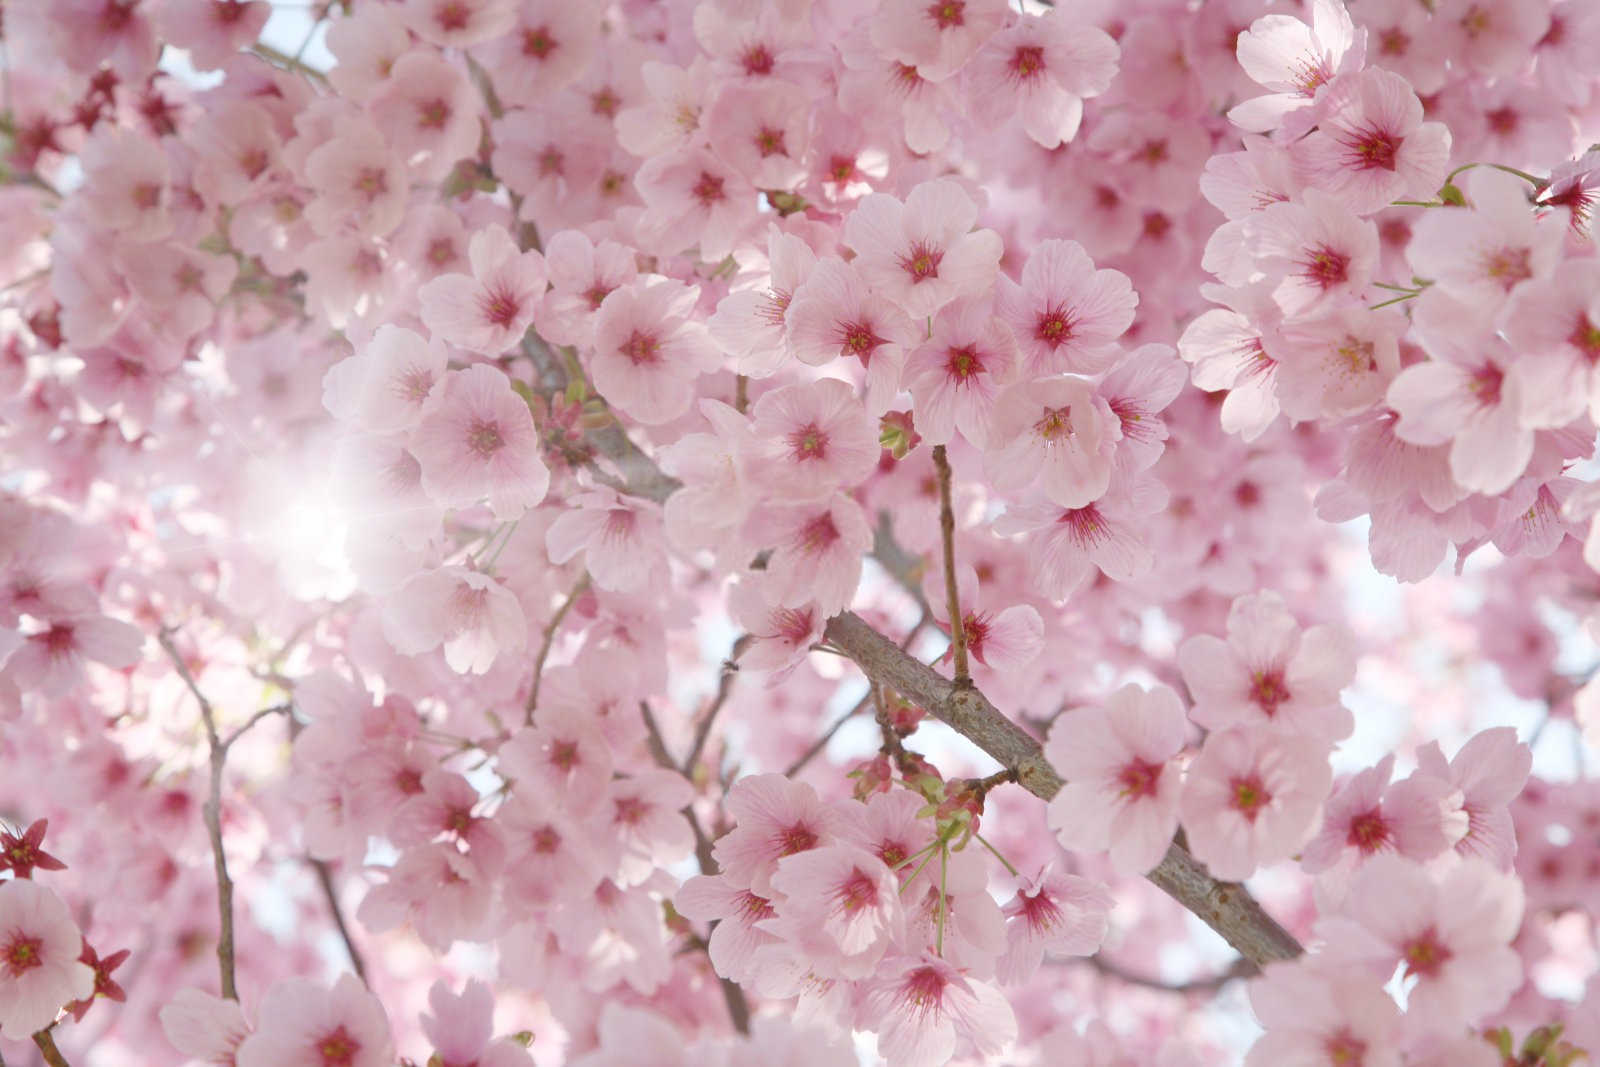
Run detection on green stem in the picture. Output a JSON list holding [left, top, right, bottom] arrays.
[[973, 831, 1020, 877]]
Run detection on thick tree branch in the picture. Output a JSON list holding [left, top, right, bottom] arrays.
[[157, 627, 239, 1000], [821, 611, 1304, 967]]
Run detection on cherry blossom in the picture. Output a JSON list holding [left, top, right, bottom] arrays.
[[1180, 727, 1332, 881], [419, 226, 548, 356], [410, 363, 550, 520], [235, 974, 393, 1067], [0, 878, 94, 1035], [1045, 684, 1188, 876], [842, 179, 1004, 319]]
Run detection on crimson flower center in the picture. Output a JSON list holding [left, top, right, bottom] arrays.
[[692, 171, 726, 206], [836, 868, 880, 913], [1117, 757, 1164, 799], [621, 330, 660, 365], [1012, 45, 1046, 80], [1230, 774, 1272, 821], [790, 422, 828, 461], [317, 1025, 361, 1067], [945, 344, 984, 382], [1301, 245, 1350, 289], [1347, 808, 1389, 852], [900, 242, 943, 283], [4, 935, 43, 977], [1402, 927, 1452, 979], [1249, 669, 1290, 716], [466, 418, 505, 457], [523, 26, 557, 59], [777, 822, 819, 856]]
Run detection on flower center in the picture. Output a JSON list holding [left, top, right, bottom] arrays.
[[523, 26, 557, 59], [1482, 247, 1532, 288], [1402, 927, 1452, 979], [928, 0, 964, 28], [692, 171, 726, 206], [4, 935, 43, 977], [755, 126, 787, 157], [1117, 757, 1164, 799], [1230, 774, 1272, 821], [466, 419, 505, 458], [945, 344, 983, 382], [899, 242, 943, 283], [836, 868, 880, 914], [790, 423, 828, 461], [1035, 305, 1074, 346], [621, 330, 660, 365], [1249, 669, 1289, 715], [1301, 245, 1350, 289], [777, 822, 819, 856], [317, 1025, 360, 1067], [1347, 808, 1389, 852], [1012, 45, 1046, 80], [741, 45, 775, 76]]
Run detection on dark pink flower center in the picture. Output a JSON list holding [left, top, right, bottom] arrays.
[[614, 796, 646, 826], [1012, 45, 1046, 80], [4, 934, 43, 977], [1570, 314, 1600, 361], [1055, 503, 1109, 549], [797, 513, 839, 554], [1230, 774, 1272, 821], [692, 171, 726, 206], [621, 330, 660, 365], [1035, 305, 1075, 347], [1117, 757, 1164, 799], [523, 26, 557, 59], [317, 1025, 361, 1067], [742, 45, 775, 76], [903, 965, 949, 1012], [755, 126, 787, 157], [1301, 245, 1350, 289], [1347, 125, 1399, 171], [790, 422, 828, 461], [1324, 1029, 1368, 1065], [1468, 363, 1504, 406], [531, 825, 561, 853], [945, 344, 984, 382], [1402, 927, 1452, 979], [549, 739, 580, 771], [481, 286, 522, 328], [1249, 668, 1289, 716], [777, 822, 819, 856], [1483, 247, 1532, 288], [739, 890, 776, 921], [466, 418, 505, 457], [899, 242, 943, 283], [1346, 808, 1390, 852], [928, 0, 964, 28], [836, 868, 880, 913]]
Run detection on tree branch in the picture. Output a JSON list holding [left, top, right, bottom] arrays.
[[821, 611, 1304, 967], [931, 445, 970, 684], [1081, 954, 1254, 993], [682, 635, 751, 776], [157, 627, 239, 1000], [525, 572, 590, 724], [639, 702, 750, 1035], [311, 859, 369, 984], [32, 1029, 70, 1067]]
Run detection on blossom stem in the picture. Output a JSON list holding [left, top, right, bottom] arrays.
[[524, 572, 591, 724], [311, 859, 369, 984], [32, 1029, 70, 1067], [973, 831, 1020, 877], [682, 635, 752, 775], [931, 445, 970, 685], [936, 843, 949, 956], [156, 626, 238, 1001]]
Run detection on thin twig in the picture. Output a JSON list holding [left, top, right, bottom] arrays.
[[931, 445, 969, 684], [1082, 954, 1255, 993], [682, 635, 752, 776], [221, 703, 292, 750], [525, 573, 590, 724], [638, 701, 749, 1033], [157, 627, 238, 1000], [32, 1030, 70, 1067], [311, 859, 369, 984]]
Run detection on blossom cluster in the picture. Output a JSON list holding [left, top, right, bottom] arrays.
[[1, 0, 1599, 1065]]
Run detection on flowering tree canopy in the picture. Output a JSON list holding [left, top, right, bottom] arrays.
[[4, 0, 1600, 1064]]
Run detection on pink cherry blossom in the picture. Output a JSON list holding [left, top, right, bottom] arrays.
[[419, 226, 548, 356], [1045, 683, 1188, 876], [1299, 754, 1467, 874], [749, 378, 880, 499], [842, 179, 1004, 319], [785, 256, 919, 414], [1177, 590, 1357, 745], [749, 492, 873, 618], [1229, 0, 1366, 135], [1249, 190, 1379, 318], [708, 228, 817, 378], [534, 229, 639, 349], [1414, 726, 1532, 870], [728, 581, 824, 682], [546, 490, 669, 594], [0, 878, 94, 1035], [859, 953, 1017, 1067], [410, 363, 549, 520], [1318, 853, 1523, 1030], [902, 295, 1019, 449], [159, 988, 252, 1066], [1244, 959, 1403, 1067], [1180, 727, 1332, 881], [868, 0, 1011, 83], [994, 239, 1137, 377], [381, 566, 528, 675], [711, 774, 848, 895], [1293, 68, 1452, 214], [966, 10, 1119, 148], [420, 979, 533, 1067], [993, 477, 1167, 601], [235, 974, 393, 1067], [589, 278, 722, 426], [983, 376, 1115, 508], [764, 844, 906, 979], [922, 564, 1043, 674], [321, 325, 447, 435], [368, 49, 481, 183], [996, 867, 1112, 984]]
